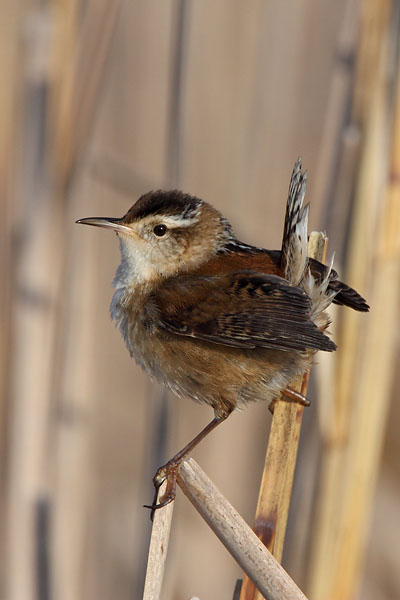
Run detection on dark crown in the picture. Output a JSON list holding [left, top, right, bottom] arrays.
[[122, 190, 203, 224]]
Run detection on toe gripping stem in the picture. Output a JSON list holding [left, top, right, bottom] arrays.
[[269, 386, 310, 414], [143, 463, 178, 521]]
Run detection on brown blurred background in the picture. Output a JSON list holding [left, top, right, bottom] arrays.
[[1, 1, 399, 599]]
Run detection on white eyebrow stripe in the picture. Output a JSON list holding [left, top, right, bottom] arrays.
[[157, 213, 201, 228]]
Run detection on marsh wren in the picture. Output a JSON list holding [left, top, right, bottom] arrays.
[[77, 159, 368, 510]]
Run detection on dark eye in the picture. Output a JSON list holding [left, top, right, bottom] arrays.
[[153, 224, 168, 237]]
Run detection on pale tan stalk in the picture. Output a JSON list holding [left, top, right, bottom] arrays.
[[239, 233, 327, 600], [143, 482, 175, 600], [47, 4, 122, 600], [307, 2, 398, 598], [5, 3, 121, 600], [329, 32, 400, 600]]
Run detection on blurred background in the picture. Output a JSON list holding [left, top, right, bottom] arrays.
[[1, 1, 399, 599]]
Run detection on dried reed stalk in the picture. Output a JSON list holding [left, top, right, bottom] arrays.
[[311, 0, 359, 225], [239, 232, 327, 600], [0, 5, 26, 598], [177, 459, 308, 600], [4, 6, 73, 598], [283, 3, 361, 578], [3, 1, 121, 598], [0, 3, 21, 461], [329, 30, 400, 600], [307, 2, 398, 598], [50, 0, 122, 188], [47, 3, 122, 600]]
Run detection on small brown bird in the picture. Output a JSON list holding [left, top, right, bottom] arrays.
[[77, 159, 368, 510]]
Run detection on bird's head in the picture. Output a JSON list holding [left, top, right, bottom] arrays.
[[77, 190, 234, 285]]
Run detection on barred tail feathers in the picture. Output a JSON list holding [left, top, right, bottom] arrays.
[[281, 159, 369, 325], [281, 159, 338, 331], [280, 158, 309, 286]]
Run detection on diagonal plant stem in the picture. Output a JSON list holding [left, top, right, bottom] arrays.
[[177, 459, 308, 600]]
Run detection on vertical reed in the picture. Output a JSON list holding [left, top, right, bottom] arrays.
[[239, 233, 327, 600], [308, 2, 399, 598]]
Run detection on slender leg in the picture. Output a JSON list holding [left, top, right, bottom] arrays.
[[144, 410, 232, 515], [268, 386, 310, 414]]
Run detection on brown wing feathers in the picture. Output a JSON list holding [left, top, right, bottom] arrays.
[[156, 272, 336, 352]]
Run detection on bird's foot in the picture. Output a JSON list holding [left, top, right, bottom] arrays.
[[143, 461, 178, 520], [268, 387, 310, 414], [143, 415, 229, 519]]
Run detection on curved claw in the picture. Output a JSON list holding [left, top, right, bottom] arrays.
[[144, 463, 178, 520], [143, 493, 174, 512]]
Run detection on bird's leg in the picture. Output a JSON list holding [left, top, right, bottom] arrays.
[[268, 386, 310, 414], [144, 406, 232, 516]]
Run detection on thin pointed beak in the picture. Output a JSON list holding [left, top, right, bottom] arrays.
[[76, 217, 134, 235]]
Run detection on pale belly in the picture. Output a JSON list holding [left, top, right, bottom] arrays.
[[114, 297, 309, 413]]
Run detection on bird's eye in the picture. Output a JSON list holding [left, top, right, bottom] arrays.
[[153, 224, 168, 237]]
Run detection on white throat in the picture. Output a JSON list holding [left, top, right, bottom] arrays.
[[113, 234, 159, 289]]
